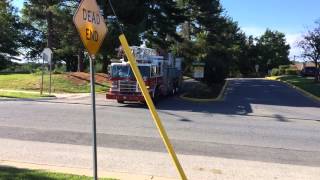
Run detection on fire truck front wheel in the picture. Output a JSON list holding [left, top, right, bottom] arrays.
[[171, 85, 179, 96], [152, 89, 160, 103]]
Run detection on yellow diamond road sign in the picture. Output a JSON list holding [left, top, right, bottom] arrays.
[[73, 0, 107, 56]]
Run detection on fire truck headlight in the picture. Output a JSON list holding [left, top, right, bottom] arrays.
[[111, 81, 118, 89]]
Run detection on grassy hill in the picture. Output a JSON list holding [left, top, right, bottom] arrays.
[[0, 72, 110, 93]]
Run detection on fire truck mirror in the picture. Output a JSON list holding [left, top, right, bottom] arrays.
[[107, 65, 111, 75], [152, 66, 157, 77]]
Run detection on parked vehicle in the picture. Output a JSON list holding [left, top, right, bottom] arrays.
[[106, 46, 182, 103], [301, 67, 319, 77]]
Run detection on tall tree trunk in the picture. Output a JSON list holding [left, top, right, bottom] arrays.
[[315, 60, 319, 82], [46, 6, 53, 69], [102, 58, 108, 73], [187, 21, 191, 40], [46, 8, 53, 49], [182, 21, 191, 40], [77, 49, 84, 72]]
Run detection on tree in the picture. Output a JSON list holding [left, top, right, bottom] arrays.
[[235, 35, 258, 76], [143, 0, 186, 49], [21, 0, 85, 71], [52, 2, 84, 71], [99, 0, 146, 72], [173, 0, 230, 83], [99, 0, 186, 73], [192, 0, 248, 83], [0, 0, 22, 70], [22, 0, 58, 57], [299, 21, 320, 82], [256, 29, 291, 74]]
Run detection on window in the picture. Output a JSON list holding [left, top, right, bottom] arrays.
[[111, 65, 151, 78]]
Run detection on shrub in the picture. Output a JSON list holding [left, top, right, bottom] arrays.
[[271, 68, 279, 76], [0, 63, 41, 74], [285, 68, 298, 75], [32, 68, 43, 76], [279, 65, 290, 70], [278, 65, 290, 75], [95, 62, 104, 73], [53, 70, 62, 74], [53, 65, 66, 74]]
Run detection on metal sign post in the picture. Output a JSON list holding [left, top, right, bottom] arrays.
[[192, 62, 205, 80], [73, 0, 108, 179], [255, 64, 259, 77], [49, 54, 52, 94], [40, 54, 45, 95], [89, 55, 98, 180]]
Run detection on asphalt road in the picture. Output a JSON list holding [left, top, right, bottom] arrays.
[[0, 79, 319, 166]]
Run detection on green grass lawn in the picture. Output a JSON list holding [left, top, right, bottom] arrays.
[[0, 166, 115, 180], [277, 76, 320, 97], [0, 73, 109, 93], [0, 90, 55, 99]]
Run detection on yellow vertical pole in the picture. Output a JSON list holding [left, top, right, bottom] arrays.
[[119, 34, 187, 180]]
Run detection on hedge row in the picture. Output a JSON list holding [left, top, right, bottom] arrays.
[[271, 65, 298, 76]]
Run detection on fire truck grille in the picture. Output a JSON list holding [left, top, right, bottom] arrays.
[[119, 80, 137, 93]]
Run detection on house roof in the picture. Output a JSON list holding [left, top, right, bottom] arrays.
[[294, 61, 315, 70]]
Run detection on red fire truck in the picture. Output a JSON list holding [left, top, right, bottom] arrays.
[[106, 46, 182, 103]]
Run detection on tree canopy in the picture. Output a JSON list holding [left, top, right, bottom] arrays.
[[0, 0, 23, 70], [1, 0, 294, 83]]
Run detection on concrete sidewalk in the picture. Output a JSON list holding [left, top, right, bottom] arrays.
[[0, 138, 319, 180]]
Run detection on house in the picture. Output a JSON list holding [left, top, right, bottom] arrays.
[[293, 61, 316, 71]]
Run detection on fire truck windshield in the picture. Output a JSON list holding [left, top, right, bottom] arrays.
[[111, 65, 151, 78]]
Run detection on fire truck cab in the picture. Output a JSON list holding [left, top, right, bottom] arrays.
[[106, 46, 182, 103]]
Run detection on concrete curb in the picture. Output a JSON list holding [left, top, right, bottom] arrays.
[[0, 160, 177, 180], [265, 77, 320, 103], [179, 80, 229, 102]]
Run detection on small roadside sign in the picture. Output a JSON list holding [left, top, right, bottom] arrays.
[[73, 0, 108, 56], [42, 48, 52, 63], [192, 62, 205, 79], [255, 64, 259, 73], [42, 48, 53, 94]]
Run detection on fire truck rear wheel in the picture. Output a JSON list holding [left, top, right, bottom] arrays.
[[175, 87, 179, 94], [171, 88, 176, 96], [117, 100, 125, 104]]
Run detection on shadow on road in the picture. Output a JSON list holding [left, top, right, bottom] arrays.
[[1, 79, 319, 122], [157, 79, 320, 115]]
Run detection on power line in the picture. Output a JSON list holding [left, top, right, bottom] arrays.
[[107, 0, 124, 34]]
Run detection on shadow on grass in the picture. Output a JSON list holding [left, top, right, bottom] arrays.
[[0, 72, 30, 75], [0, 166, 56, 180], [69, 74, 109, 87], [0, 166, 115, 180]]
